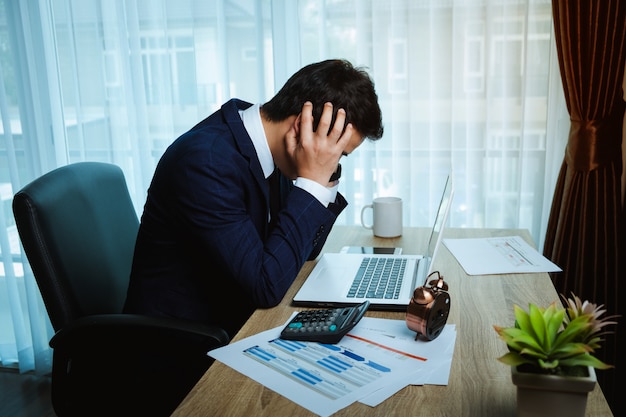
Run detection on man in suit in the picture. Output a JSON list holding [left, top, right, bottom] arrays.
[[123, 59, 384, 337]]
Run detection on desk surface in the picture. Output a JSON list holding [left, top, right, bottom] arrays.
[[172, 226, 612, 417]]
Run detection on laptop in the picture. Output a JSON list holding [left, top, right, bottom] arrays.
[[293, 174, 454, 311]]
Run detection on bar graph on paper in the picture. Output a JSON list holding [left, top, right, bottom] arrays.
[[244, 339, 393, 400], [489, 237, 536, 267], [208, 319, 446, 416]]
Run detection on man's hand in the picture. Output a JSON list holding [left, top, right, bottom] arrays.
[[286, 101, 353, 186]]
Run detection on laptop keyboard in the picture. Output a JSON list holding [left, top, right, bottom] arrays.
[[346, 257, 407, 299]]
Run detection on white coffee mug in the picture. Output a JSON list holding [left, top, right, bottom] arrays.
[[360, 197, 403, 237]]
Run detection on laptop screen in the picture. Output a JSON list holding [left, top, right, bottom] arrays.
[[422, 175, 454, 283]]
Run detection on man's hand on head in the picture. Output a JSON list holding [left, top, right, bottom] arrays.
[[286, 101, 353, 186]]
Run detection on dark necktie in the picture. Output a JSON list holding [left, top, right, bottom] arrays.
[[268, 169, 282, 229]]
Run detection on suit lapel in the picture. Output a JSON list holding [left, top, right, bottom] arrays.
[[221, 99, 273, 231]]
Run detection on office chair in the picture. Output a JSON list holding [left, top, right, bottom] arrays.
[[12, 162, 229, 417]]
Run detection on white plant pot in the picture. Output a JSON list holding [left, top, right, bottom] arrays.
[[511, 366, 596, 417]]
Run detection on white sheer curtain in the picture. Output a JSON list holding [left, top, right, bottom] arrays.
[[0, 0, 566, 374]]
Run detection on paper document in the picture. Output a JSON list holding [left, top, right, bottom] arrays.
[[208, 317, 456, 417], [443, 235, 562, 275], [351, 318, 456, 407]]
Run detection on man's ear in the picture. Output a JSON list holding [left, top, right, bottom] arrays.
[[292, 113, 301, 137], [284, 115, 299, 156]]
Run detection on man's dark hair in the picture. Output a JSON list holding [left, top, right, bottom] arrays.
[[262, 59, 383, 140]]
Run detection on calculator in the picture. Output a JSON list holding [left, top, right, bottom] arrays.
[[280, 301, 370, 344]]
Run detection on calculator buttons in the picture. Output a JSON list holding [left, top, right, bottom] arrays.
[[280, 301, 370, 344]]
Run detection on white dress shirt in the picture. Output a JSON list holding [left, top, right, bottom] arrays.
[[239, 103, 338, 207]]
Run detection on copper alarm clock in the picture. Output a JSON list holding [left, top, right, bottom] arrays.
[[406, 271, 450, 341]]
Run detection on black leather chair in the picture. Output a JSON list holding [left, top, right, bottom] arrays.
[[12, 162, 229, 417]]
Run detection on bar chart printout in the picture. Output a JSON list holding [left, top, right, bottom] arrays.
[[209, 324, 427, 417], [244, 338, 393, 399]]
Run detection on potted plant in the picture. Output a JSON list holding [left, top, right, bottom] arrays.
[[493, 293, 618, 417]]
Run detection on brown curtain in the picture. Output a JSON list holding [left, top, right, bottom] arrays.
[[544, 1, 626, 415]]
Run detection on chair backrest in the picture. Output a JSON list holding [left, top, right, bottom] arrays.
[[12, 162, 139, 331]]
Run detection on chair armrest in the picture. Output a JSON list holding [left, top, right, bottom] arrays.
[[49, 313, 230, 350], [48, 314, 230, 417]]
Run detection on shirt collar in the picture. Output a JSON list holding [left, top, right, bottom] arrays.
[[239, 103, 274, 179]]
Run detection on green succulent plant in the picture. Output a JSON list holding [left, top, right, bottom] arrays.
[[493, 293, 619, 376]]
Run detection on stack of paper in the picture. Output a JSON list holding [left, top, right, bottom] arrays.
[[209, 317, 456, 417], [443, 235, 562, 275]]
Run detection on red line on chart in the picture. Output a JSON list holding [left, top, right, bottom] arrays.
[[345, 334, 427, 362]]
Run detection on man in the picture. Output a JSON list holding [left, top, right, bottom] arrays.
[[123, 59, 384, 337]]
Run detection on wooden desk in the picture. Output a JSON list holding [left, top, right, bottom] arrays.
[[172, 226, 612, 417]]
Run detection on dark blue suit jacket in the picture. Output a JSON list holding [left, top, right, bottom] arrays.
[[124, 99, 347, 337]]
